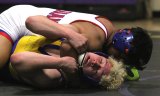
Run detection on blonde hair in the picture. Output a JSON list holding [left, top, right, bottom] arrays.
[[99, 57, 127, 90]]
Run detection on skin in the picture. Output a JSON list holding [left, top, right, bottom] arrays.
[[0, 6, 142, 85], [0, 15, 115, 71], [10, 40, 112, 88], [0, 36, 12, 68], [82, 53, 111, 81], [25, 15, 116, 52]]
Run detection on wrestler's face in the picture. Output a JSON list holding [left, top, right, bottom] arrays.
[[82, 53, 111, 81]]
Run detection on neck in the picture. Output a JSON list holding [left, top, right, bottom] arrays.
[[107, 30, 116, 46]]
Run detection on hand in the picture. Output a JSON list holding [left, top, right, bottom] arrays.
[[68, 32, 88, 54], [60, 56, 78, 74]]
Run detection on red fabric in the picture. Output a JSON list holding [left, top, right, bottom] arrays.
[[0, 32, 13, 45]]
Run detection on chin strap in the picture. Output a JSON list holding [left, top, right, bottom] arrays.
[[78, 53, 86, 68], [77, 53, 86, 78]]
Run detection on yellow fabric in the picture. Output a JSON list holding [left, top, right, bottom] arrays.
[[9, 35, 62, 79], [14, 35, 51, 53]]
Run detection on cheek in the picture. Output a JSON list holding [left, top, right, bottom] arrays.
[[83, 67, 93, 76]]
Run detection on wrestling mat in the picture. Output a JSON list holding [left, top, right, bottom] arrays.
[[0, 31, 160, 96]]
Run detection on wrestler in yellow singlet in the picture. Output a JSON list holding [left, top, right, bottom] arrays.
[[9, 35, 63, 81]]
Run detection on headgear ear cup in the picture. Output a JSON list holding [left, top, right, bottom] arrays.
[[78, 53, 86, 67], [112, 29, 134, 54]]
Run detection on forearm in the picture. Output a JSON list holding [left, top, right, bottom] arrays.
[[10, 52, 63, 71], [26, 15, 88, 54], [11, 51, 78, 74], [25, 15, 76, 41]]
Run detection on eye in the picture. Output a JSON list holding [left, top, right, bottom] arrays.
[[100, 58, 102, 64], [92, 64, 100, 69]]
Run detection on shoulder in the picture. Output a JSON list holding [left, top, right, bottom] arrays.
[[96, 17, 116, 34]]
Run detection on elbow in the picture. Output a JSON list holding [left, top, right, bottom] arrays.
[[25, 15, 49, 34], [25, 16, 37, 31], [25, 16, 42, 32], [10, 53, 26, 70], [11, 53, 23, 65], [25, 15, 46, 27]]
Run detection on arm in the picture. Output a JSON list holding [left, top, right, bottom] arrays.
[[10, 52, 78, 74], [60, 40, 78, 58], [25, 15, 88, 54]]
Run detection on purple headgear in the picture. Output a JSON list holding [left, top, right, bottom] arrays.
[[112, 29, 134, 54]]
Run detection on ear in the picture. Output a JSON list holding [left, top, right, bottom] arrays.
[[127, 30, 131, 34], [125, 48, 129, 54]]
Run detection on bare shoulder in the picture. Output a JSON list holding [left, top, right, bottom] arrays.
[[70, 21, 105, 50], [96, 17, 116, 33]]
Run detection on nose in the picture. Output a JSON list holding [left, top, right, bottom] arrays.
[[92, 60, 101, 68]]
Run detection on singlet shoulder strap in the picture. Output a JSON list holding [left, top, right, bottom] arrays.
[[38, 44, 61, 55]]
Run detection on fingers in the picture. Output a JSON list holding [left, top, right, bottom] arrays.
[[76, 42, 88, 54], [68, 33, 88, 54]]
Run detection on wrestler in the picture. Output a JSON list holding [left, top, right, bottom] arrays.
[[0, 5, 152, 81], [7, 35, 126, 90]]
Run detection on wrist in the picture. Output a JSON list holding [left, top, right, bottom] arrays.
[[58, 57, 67, 69]]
